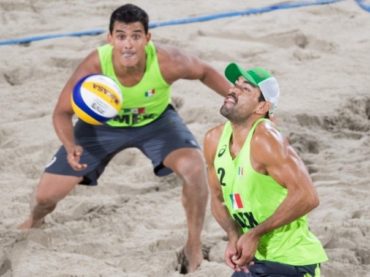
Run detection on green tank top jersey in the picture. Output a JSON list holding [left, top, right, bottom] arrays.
[[98, 41, 171, 127], [214, 118, 328, 266]]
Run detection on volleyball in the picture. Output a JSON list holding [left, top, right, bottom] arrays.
[[71, 74, 123, 125]]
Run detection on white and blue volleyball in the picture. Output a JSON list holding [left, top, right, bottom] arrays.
[[71, 74, 123, 125]]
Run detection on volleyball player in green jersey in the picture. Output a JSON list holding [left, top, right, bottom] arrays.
[[19, 4, 229, 273], [204, 63, 327, 276]]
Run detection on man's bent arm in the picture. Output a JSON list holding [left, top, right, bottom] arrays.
[[248, 123, 320, 238], [53, 51, 101, 152], [204, 127, 240, 240], [157, 45, 229, 97], [233, 123, 320, 266]]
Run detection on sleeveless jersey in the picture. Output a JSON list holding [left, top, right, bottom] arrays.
[[214, 118, 328, 266], [98, 41, 171, 127]]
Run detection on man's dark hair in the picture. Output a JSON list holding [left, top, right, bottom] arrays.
[[258, 91, 265, 103], [258, 90, 270, 118], [109, 4, 149, 34]]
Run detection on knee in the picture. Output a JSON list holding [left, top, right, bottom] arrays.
[[177, 154, 209, 205], [35, 191, 57, 209], [32, 173, 79, 208], [165, 149, 208, 196], [175, 152, 206, 187]]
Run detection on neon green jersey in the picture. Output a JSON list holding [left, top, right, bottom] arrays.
[[214, 118, 328, 266], [98, 41, 171, 127]]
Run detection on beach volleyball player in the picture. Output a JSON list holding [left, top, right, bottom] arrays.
[[204, 63, 327, 276], [19, 3, 229, 273]]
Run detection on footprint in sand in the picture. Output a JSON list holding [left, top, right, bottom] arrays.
[[293, 96, 370, 141], [47, 56, 81, 69], [259, 29, 336, 53], [0, 255, 11, 276], [3, 68, 32, 86], [61, 201, 121, 223], [288, 131, 321, 155], [0, 128, 16, 149], [322, 96, 370, 133]]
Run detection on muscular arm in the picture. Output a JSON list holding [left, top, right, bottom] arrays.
[[52, 50, 101, 169], [157, 45, 229, 97], [250, 122, 319, 237], [234, 121, 320, 266], [204, 126, 241, 269]]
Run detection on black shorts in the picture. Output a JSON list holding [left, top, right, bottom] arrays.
[[231, 260, 320, 277], [45, 105, 200, 185]]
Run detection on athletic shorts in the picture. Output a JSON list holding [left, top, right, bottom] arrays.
[[45, 105, 200, 185], [231, 260, 320, 277]]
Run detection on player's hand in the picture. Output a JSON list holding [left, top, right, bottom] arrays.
[[225, 238, 239, 270], [225, 236, 250, 272], [233, 231, 259, 269], [67, 145, 87, 171]]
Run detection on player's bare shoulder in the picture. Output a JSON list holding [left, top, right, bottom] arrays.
[[253, 120, 283, 145], [206, 123, 225, 141], [252, 119, 289, 164], [156, 43, 188, 64], [155, 44, 180, 82], [156, 42, 201, 83], [75, 49, 101, 74], [204, 124, 225, 159]]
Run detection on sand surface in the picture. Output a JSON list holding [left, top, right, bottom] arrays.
[[1, 1, 370, 276]]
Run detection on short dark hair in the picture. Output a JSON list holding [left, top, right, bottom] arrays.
[[258, 90, 270, 118], [109, 4, 149, 34], [258, 90, 265, 103]]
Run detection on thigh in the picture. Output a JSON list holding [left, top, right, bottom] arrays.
[[163, 148, 205, 180], [136, 106, 200, 176]]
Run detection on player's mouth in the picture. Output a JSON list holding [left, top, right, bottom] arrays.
[[224, 93, 238, 105], [122, 52, 135, 59]]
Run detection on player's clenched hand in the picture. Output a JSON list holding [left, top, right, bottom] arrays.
[[67, 145, 87, 171], [233, 231, 259, 268], [225, 239, 239, 270]]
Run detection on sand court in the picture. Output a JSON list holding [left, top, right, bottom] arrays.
[[1, 1, 370, 276]]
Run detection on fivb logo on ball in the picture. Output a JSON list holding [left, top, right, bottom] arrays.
[[71, 74, 123, 125]]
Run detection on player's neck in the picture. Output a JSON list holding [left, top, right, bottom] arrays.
[[116, 56, 146, 74], [115, 56, 147, 87], [230, 115, 262, 150]]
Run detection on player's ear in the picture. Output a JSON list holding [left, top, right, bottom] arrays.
[[256, 101, 271, 116], [146, 32, 151, 43], [107, 33, 113, 44]]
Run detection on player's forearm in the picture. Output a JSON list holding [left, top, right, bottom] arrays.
[[201, 66, 229, 97], [249, 189, 319, 238], [211, 197, 240, 241], [52, 111, 75, 152]]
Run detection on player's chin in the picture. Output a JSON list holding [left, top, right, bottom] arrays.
[[120, 56, 138, 67], [220, 104, 233, 117]]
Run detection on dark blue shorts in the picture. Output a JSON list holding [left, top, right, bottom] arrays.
[[45, 105, 200, 185], [231, 260, 319, 277]]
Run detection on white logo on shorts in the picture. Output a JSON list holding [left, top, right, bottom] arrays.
[[187, 139, 198, 146], [45, 156, 57, 168]]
